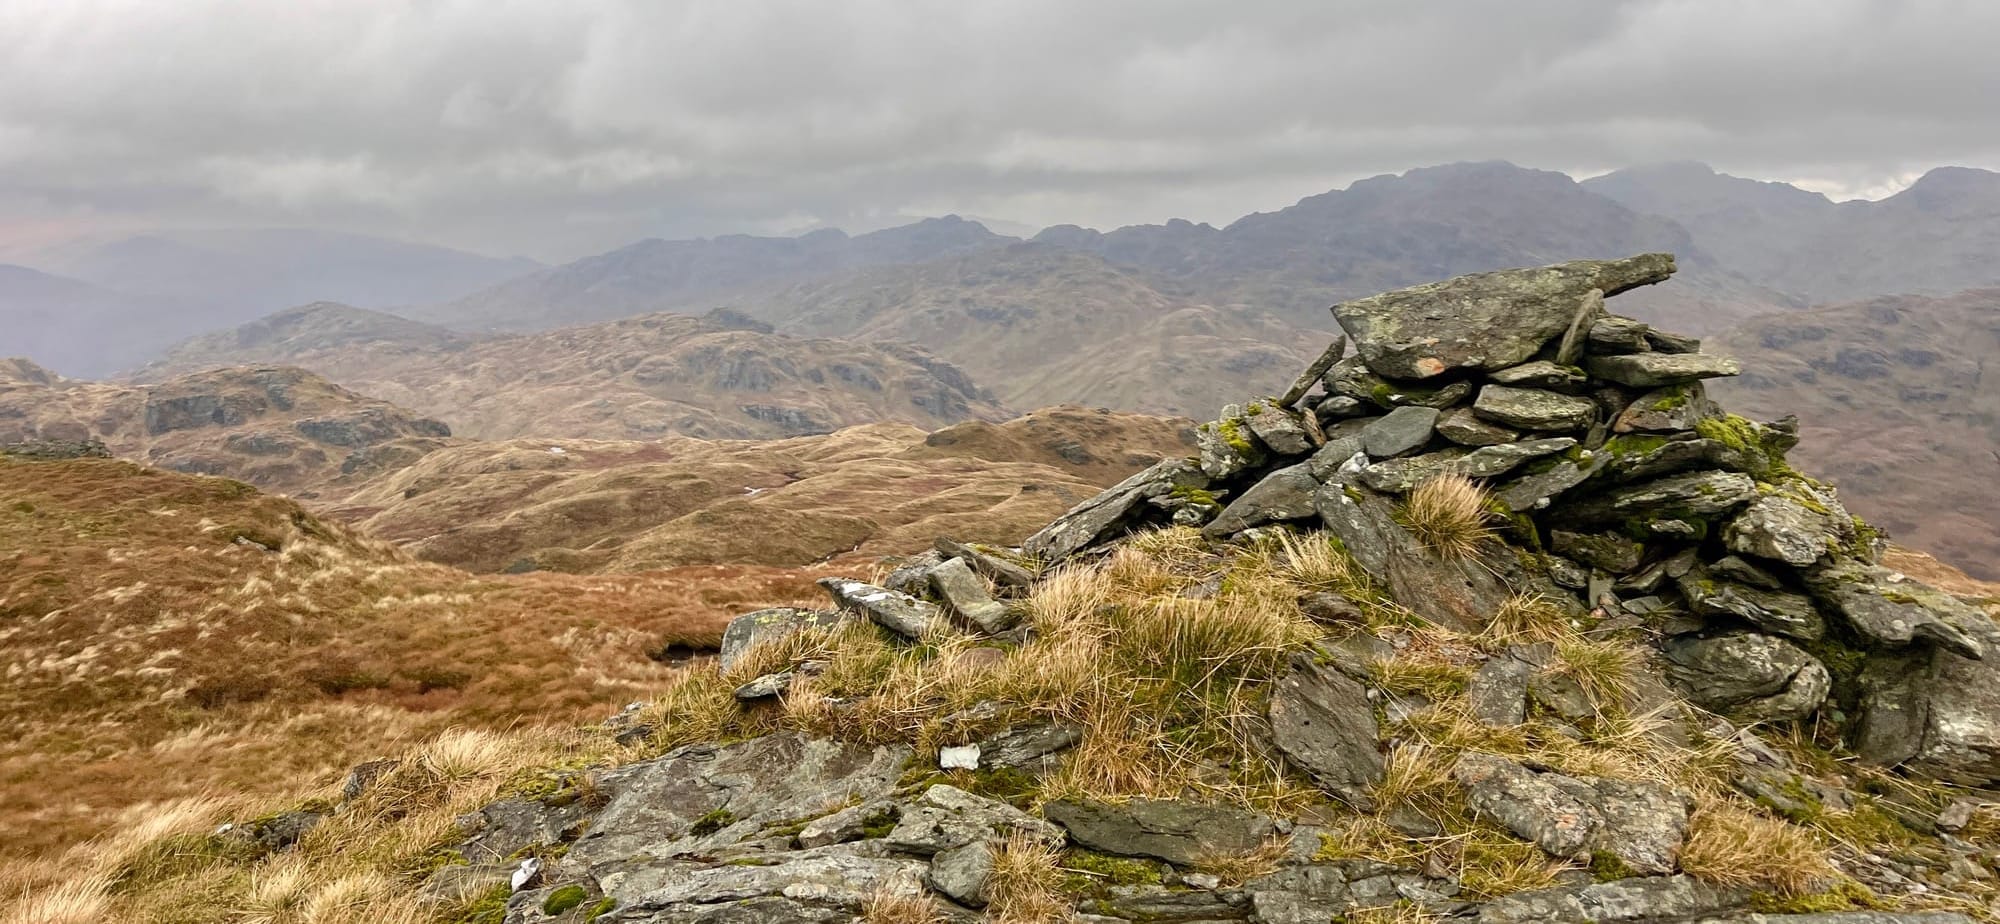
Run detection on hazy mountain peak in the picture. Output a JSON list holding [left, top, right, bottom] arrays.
[[0, 357, 61, 386], [1890, 165, 2000, 209]]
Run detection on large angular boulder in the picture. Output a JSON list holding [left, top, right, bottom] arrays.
[[1454, 753, 1689, 874], [1332, 254, 1676, 380], [1724, 489, 1850, 569], [1204, 463, 1322, 537], [1585, 352, 1741, 388], [1804, 559, 1985, 658], [1024, 458, 1209, 561], [1360, 405, 1441, 458], [1266, 654, 1385, 810], [570, 733, 911, 870], [1472, 385, 1598, 432], [817, 577, 943, 640], [1661, 632, 1830, 722]]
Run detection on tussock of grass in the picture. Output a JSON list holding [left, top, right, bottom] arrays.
[[1401, 474, 1494, 560], [1680, 801, 1837, 896], [860, 884, 946, 924], [1193, 837, 1288, 887], [987, 832, 1070, 924]]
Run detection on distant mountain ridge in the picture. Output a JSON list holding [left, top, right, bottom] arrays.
[[413, 215, 1010, 332], [1586, 162, 2000, 304], [144, 303, 1008, 441]]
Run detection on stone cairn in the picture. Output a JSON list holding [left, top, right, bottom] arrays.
[[407, 255, 1997, 923], [1010, 252, 1997, 788]]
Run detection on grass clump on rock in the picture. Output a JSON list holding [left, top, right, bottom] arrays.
[[1400, 473, 1495, 559]]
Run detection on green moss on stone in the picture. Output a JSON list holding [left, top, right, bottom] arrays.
[[1588, 851, 1637, 882], [543, 885, 588, 915], [584, 898, 619, 922], [1061, 849, 1165, 894], [444, 884, 511, 924], [689, 808, 736, 837]]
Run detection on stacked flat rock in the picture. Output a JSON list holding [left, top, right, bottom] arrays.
[[1009, 253, 2000, 788]]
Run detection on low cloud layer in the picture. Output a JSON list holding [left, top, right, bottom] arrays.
[[2, 0, 1994, 260]]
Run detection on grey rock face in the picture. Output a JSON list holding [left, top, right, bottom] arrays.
[[1332, 254, 1676, 380], [1242, 399, 1316, 455], [976, 723, 1082, 772], [1359, 439, 1574, 493], [1489, 360, 1590, 392], [1196, 406, 1268, 479], [1614, 383, 1719, 433], [1043, 799, 1276, 866], [1454, 753, 1688, 874], [1492, 454, 1609, 513], [796, 799, 897, 850], [1266, 654, 1386, 809], [1662, 632, 1830, 722], [1436, 406, 1521, 446], [572, 734, 908, 871], [1024, 458, 1208, 561], [1586, 352, 1742, 388], [1804, 558, 1985, 658], [927, 557, 1016, 633], [817, 577, 943, 640], [927, 841, 995, 907], [1906, 642, 2000, 786], [1550, 530, 1644, 574], [1468, 653, 1533, 727], [1587, 315, 1653, 353], [1473, 385, 1598, 432], [1679, 570, 1826, 642], [719, 607, 846, 673], [884, 784, 1062, 856], [1204, 463, 1322, 537], [1725, 492, 1847, 568], [1326, 358, 1474, 410], [1360, 406, 1441, 458], [881, 548, 949, 596], [1313, 479, 1512, 631], [602, 844, 930, 915], [934, 537, 1035, 590], [1568, 470, 1758, 525]]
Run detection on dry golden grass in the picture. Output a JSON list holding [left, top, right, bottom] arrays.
[[1400, 474, 1494, 560], [0, 458, 822, 859], [987, 833, 1071, 924], [860, 885, 947, 924], [1680, 801, 1838, 897], [3, 518, 1899, 920]]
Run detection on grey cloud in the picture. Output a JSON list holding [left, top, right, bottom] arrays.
[[0, 0, 1993, 260]]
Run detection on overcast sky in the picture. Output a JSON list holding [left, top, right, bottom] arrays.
[[2, 0, 1995, 262]]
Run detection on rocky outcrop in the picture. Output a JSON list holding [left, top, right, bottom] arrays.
[[413, 255, 2000, 924]]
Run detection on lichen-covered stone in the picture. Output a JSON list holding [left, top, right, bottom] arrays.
[[1662, 632, 1830, 722], [1436, 406, 1521, 446], [1678, 569, 1826, 641], [1614, 382, 1720, 433], [1473, 385, 1599, 432], [1043, 799, 1275, 866], [1586, 316, 1654, 354], [1204, 462, 1321, 537], [1267, 653, 1385, 810], [1332, 254, 1676, 380], [817, 577, 943, 640], [1551, 530, 1645, 574], [1360, 405, 1441, 458], [1024, 458, 1208, 561], [1242, 399, 1316, 455], [1586, 352, 1742, 388]]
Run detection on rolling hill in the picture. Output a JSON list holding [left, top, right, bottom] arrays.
[[1713, 287, 2000, 579]]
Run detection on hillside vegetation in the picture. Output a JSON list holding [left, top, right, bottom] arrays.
[[0, 457, 824, 861]]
